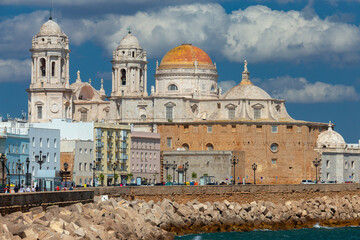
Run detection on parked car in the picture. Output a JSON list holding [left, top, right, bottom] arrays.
[[300, 180, 315, 184]]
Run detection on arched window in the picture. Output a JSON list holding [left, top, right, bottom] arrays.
[[211, 85, 215, 92], [51, 62, 55, 77], [166, 106, 173, 121], [140, 114, 146, 120], [61, 58, 65, 78], [182, 143, 189, 151], [121, 69, 126, 85], [37, 106, 43, 119], [206, 143, 214, 151], [168, 84, 178, 91], [40, 58, 46, 76]]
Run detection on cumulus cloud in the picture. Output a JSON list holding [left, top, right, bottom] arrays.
[[0, 59, 31, 82], [2, 3, 360, 64], [258, 76, 360, 103]]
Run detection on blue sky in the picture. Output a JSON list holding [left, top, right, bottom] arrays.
[[0, 0, 360, 142]]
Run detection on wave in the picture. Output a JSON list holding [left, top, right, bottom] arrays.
[[313, 223, 335, 229], [192, 236, 202, 240]]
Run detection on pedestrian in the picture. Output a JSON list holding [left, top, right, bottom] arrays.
[[26, 186, 31, 192], [14, 185, 19, 193], [20, 186, 25, 193], [35, 185, 40, 192], [43, 187, 47, 191], [56, 185, 60, 191], [6, 185, 10, 193], [31, 186, 35, 192]]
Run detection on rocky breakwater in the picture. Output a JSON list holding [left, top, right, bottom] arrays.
[[2, 195, 360, 239]]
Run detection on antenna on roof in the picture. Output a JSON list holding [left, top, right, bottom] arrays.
[[49, 0, 53, 20]]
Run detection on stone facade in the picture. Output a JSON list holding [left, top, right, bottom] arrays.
[[158, 122, 327, 184]]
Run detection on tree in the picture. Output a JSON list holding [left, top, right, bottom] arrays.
[[126, 173, 133, 183], [99, 173, 104, 186], [166, 174, 172, 182], [114, 174, 119, 184], [192, 172, 197, 180]]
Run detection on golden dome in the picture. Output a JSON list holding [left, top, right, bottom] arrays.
[[159, 44, 215, 70]]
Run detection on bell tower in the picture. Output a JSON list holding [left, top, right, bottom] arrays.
[[111, 28, 148, 97], [27, 17, 72, 122]]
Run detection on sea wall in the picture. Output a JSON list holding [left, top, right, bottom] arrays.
[[2, 193, 360, 239]]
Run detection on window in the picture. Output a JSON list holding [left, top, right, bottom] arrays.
[[270, 143, 279, 153], [232, 125, 236, 133], [168, 84, 178, 91], [206, 143, 214, 151], [40, 58, 46, 76], [140, 114, 146, 120], [326, 160, 330, 168], [39, 138, 43, 147], [228, 108, 235, 120], [51, 62, 55, 77], [182, 143, 189, 150], [84, 163, 87, 172], [85, 148, 88, 154], [121, 69, 126, 85], [327, 173, 330, 180], [37, 106, 43, 119], [166, 106, 173, 121], [287, 126, 293, 130], [47, 138, 50, 148], [254, 108, 261, 119], [207, 126, 212, 133], [345, 161, 348, 169], [79, 163, 82, 171], [47, 152, 49, 162], [80, 111, 87, 122], [351, 161, 355, 169], [167, 138, 172, 148], [54, 153, 57, 163], [54, 139, 57, 148], [271, 159, 277, 165], [32, 137, 35, 147], [79, 148, 82, 154], [271, 126, 278, 133], [184, 125, 189, 132]]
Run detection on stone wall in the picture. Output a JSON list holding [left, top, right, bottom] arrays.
[[0, 190, 94, 215]]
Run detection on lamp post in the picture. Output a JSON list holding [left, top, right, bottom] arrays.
[[183, 162, 189, 184], [0, 154, 6, 186], [92, 161, 96, 187], [63, 162, 68, 187], [112, 163, 117, 186], [252, 163, 257, 185], [25, 157, 30, 187], [164, 161, 171, 182], [231, 155, 239, 185], [35, 151, 46, 170], [172, 161, 176, 183], [313, 158, 320, 184], [17, 159, 22, 187]]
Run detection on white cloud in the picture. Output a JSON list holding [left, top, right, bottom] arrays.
[[0, 59, 31, 82], [218, 80, 237, 92], [2, 3, 360, 64], [258, 76, 360, 103]]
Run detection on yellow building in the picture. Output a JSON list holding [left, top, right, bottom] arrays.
[[94, 123, 131, 186]]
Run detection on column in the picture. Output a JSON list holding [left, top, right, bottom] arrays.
[[66, 56, 70, 88], [112, 69, 115, 94], [144, 66, 147, 95], [47, 56, 50, 83], [58, 57, 61, 84], [31, 58, 34, 85]]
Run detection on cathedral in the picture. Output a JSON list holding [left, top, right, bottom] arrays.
[[28, 18, 329, 184]]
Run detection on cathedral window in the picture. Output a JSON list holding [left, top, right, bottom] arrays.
[[228, 108, 235, 120], [167, 138, 172, 148], [140, 114, 146, 120], [132, 51, 135, 57], [166, 106, 173, 121], [254, 108, 261, 119], [51, 62, 55, 77], [168, 84, 178, 91], [206, 143, 214, 151], [37, 106, 42, 119], [40, 58, 46, 76], [121, 69, 126, 85], [80, 111, 87, 122]]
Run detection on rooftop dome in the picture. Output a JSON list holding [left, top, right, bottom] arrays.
[[159, 44, 215, 70], [117, 31, 141, 49], [222, 60, 271, 100], [39, 19, 64, 36], [317, 122, 346, 149]]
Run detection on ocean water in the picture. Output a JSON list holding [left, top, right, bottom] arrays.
[[175, 226, 360, 240]]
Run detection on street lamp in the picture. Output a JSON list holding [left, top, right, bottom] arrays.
[[172, 161, 177, 183], [252, 163, 257, 185], [25, 157, 30, 187], [183, 162, 189, 184], [35, 151, 46, 170], [231, 155, 239, 185], [17, 159, 23, 187], [112, 163, 117, 186], [92, 161, 96, 187], [0, 154, 6, 186], [164, 161, 171, 182], [313, 158, 320, 184], [63, 162, 69, 187]]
